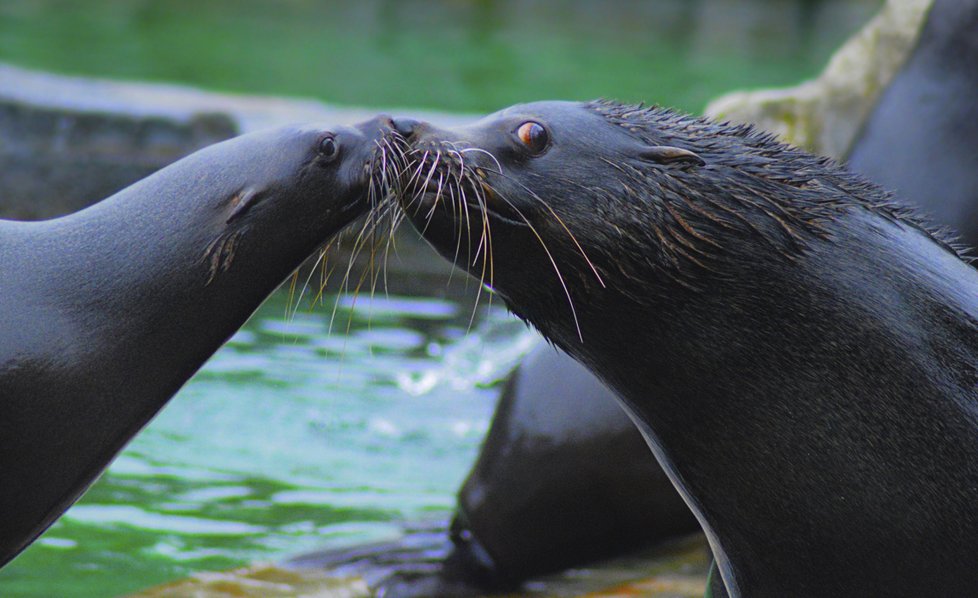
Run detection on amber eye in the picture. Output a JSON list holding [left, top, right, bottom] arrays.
[[516, 121, 549, 154]]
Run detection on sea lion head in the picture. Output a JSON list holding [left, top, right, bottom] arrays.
[[393, 100, 897, 349], [195, 115, 405, 285], [392, 101, 740, 344]]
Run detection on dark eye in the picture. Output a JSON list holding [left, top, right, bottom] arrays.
[[516, 121, 549, 154], [318, 135, 338, 161]]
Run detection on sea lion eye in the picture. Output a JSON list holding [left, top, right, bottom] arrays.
[[318, 135, 338, 161], [517, 122, 549, 154]]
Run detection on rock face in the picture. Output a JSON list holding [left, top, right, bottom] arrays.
[[705, 0, 933, 158], [0, 63, 465, 220]]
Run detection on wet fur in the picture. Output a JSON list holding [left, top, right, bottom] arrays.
[[588, 100, 967, 285]]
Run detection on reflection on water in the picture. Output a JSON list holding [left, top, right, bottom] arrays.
[[0, 290, 535, 598], [0, 0, 881, 113]]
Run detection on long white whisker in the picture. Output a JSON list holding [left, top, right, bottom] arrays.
[[492, 187, 585, 342]]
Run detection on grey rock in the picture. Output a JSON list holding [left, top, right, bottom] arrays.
[[704, 0, 933, 158]]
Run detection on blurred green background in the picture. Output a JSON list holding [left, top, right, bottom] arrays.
[[0, 0, 881, 113], [0, 0, 881, 596]]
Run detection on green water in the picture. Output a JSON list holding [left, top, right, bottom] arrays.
[[1, 289, 536, 597], [0, 0, 884, 595]]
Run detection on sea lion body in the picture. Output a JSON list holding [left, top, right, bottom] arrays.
[[394, 102, 978, 596], [449, 342, 699, 586], [0, 118, 399, 566], [442, 0, 978, 588]]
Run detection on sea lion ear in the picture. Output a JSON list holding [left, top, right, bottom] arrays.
[[639, 145, 705, 168]]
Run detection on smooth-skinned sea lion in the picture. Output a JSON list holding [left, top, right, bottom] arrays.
[[0, 117, 401, 567], [391, 102, 978, 597], [447, 342, 699, 587]]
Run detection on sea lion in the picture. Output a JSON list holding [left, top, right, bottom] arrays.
[[447, 342, 699, 587], [438, 0, 978, 588], [848, 0, 978, 247], [0, 117, 401, 567], [391, 102, 978, 597]]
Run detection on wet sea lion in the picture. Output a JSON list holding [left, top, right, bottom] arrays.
[[447, 342, 699, 587], [392, 102, 978, 597], [434, 0, 978, 589], [0, 117, 401, 567]]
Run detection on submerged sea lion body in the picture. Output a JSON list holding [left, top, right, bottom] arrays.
[[0, 118, 399, 567], [393, 102, 978, 597]]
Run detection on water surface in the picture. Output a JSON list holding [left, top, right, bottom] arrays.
[[1, 289, 536, 597]]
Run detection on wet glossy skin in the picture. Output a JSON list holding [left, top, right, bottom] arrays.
[[0, 117, 398, 567], [450, 342, 699, 586], [848, 0, 978, 248]]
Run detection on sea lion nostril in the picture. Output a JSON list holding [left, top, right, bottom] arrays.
[[392, 117, 421, 139]]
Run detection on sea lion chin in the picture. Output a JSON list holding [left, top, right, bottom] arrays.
[[0, 115, 403, 567], [394, 101, 978, 597]]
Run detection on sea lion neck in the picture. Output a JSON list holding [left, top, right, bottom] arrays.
[[0, 118, 400, 567]]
